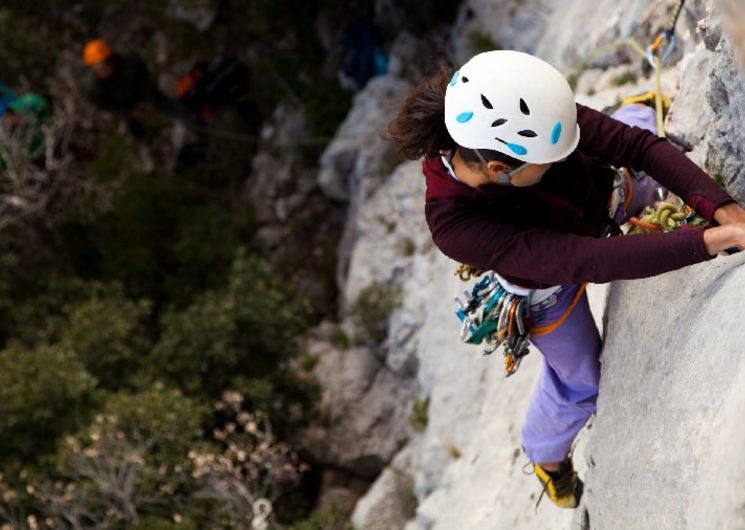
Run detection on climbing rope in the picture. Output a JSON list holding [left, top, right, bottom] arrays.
[[647, 0, 686, 66], [567, 0, 688, 137], [627, 201, 708, 234]]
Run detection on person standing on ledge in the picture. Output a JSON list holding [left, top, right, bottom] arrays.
[[388, 50, 745, 509], [82, 38, 193, 140]]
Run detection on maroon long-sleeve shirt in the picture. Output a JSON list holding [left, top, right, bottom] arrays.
[[424, 104, 736, 288]]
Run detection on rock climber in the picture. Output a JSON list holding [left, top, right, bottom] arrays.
[[388, 50, 745, 509], [339, 18, 389, 91], [0, 88, 51, 168], [82, 38, 193, 139]]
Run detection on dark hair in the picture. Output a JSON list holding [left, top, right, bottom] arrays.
[[388, 65, 522, 168]]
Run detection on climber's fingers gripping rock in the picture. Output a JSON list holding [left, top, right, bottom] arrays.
[[704, 222, 745, 254]]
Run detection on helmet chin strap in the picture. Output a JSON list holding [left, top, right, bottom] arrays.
[[475, 148, 511, 186], [475, 148, 530, 186], [498, 173, 512, 185]]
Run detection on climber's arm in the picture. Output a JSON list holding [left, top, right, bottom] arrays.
[[576, 103, 737, 221]]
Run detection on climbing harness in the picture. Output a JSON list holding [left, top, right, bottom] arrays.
[[447, 1, 728, 376], [453, 270, 533, 377]]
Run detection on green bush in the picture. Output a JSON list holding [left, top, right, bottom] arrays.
[[468, 31, 500, 54], [0, 343, 95, 464], [22, 385, 213, 528], [88, 131, 142, 184], [349, 281, 402, 345], [287, 504, 353, 530], [330, 327, 351, 349], [611, 70, 637, 87], [409, 396, 429, 432], [0, 270, 90, 347], [71, 174, 253, 307], [130, 518, 197, 530], [61, 283, 152, 390], [152, 249, 312, 397]]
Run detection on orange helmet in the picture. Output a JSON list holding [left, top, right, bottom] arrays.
[[83, 39, 112, 66]]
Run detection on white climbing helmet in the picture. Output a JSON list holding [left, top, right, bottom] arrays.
[[444, 50, 580, 164]]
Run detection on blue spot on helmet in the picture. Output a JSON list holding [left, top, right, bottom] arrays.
[[507, 143, 528, 156], [456, 112, 474, 123], [450, 71, 460, 87], [551, 121, 562, 145]]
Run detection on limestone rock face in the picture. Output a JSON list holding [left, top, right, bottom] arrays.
[[247, 103, 344, 315], [316, 73, 412, 292], [310, 1, 745, 528], [298, 162, 431, 479], [666, 2, 745, 203], [300, 333, 414, 479], [317, 76, 410, 204], [351, 445, 418, 530], [577, 254, 745, 529]]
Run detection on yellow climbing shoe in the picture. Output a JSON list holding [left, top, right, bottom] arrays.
[[534, 458, 583, 509]]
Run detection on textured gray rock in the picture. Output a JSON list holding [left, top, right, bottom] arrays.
[[351, 446, 418, 530], [299, 329, 415, 479], [453, 0, 551, 63], [299, 161, 431, 480], [666, 2, 745, 201], [314, 1, 745, 528], [317, 74, 412, 293], [167, 0, 216, 31], [317, 76, 410, 203], [577, 254, 745, 529], [341, 161, 431, 377], [341, 161, 427, 308]]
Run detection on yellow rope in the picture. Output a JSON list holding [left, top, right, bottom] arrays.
[[628, 202, 708, 234], [653, 55, 666, 138]]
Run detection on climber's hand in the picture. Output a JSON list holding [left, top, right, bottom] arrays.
[[704, 223, 745, 256], [713, 202, 745, 226]]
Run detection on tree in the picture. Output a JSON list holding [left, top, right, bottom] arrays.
[[0, 344, 95, 465]]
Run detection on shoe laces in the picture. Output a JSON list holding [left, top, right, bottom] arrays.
[[552, 466, 577, 497], [533, 462, 577, 512]]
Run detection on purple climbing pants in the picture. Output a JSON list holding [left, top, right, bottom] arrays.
[[520, 103, 663, 463]]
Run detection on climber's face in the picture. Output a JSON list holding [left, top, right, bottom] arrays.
[[92, 59, 115, 79]]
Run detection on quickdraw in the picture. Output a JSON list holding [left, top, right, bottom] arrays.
[[646, 0, 686, 68], [566, 0, 688, 139], [454, 271, 532, 377]]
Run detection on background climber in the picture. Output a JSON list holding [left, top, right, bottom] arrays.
[[0, 89, 51, 168], [82, 38, 193, 139]]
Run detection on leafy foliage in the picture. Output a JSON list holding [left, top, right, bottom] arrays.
[[0, 0, 401, 526], [61, 283, 152, 390], [349, 281, 402, 345], [0, 344, 95, 464], [152, 250, 312, 398]]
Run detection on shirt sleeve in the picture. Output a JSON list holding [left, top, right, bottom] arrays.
[[426, 199, 715, 285], [576, 103, 736, 220]]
